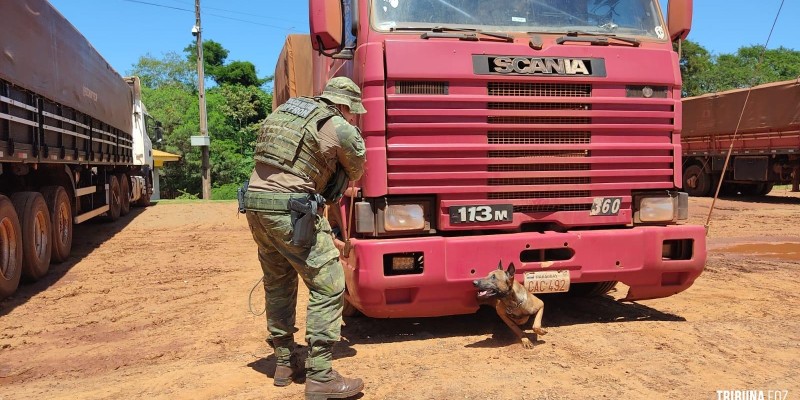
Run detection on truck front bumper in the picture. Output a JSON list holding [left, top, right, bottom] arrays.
[[342, 225, 706, 318]]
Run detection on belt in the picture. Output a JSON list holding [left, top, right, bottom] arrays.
[[243, 191, 310, 212]]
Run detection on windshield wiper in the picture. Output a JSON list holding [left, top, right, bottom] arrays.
[[390, 26, 513, 43], [556, 31, 640, 47]]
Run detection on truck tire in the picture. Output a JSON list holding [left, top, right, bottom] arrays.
[[117, 173, 131, 216], [106, 175, 121, 221], [41, 186, 73, 263], [568, 281, 618, 297], [135, 191, 151, 207], [683, 164, 711, 197], [342, 295, 362, 317], [10, 192, 52, 281], [0, 196, 23, 299], [758, 183, 775, 196]]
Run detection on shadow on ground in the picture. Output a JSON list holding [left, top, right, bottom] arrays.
[[0, 206, 150, 317], [339, 292, 684, 347]]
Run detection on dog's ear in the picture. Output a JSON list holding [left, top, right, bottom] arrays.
[[506, 262, 516, 279], [497, 260, 503, 270]]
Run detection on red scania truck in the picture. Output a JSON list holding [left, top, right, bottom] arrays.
[[277, 0, 706, 318], [0, 0, 156, 299]]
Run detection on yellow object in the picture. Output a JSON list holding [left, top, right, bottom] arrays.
[[152, 149, 181, 168]]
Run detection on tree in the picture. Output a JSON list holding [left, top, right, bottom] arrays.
[[680, 41, 800, 97], [184, 39, 229, 77], [127, 40, 274, 199], [129, 51, 195, 89], [678, 40, 715, 97]]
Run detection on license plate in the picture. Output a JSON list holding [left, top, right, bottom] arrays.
[[449, 204, 513, 224], [590, 197, 623, 216], [524, 270, 571, 294]]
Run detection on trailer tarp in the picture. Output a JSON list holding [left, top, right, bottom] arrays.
[[272, 35, 314, 111], [682, 79, 800, 138], [0, 0, 133, 134]]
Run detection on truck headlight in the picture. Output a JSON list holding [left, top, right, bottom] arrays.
[[384, 204, 425, 231], [634, 192, 689, 224], [639, 197, 675, 222]]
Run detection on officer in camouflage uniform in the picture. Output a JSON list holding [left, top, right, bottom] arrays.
[[243, 76, 366, 399]]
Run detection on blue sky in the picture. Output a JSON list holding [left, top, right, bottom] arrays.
[[48, 0, 798, 86]]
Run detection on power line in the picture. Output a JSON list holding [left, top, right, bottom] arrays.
[[162, 0, 305, 25], [120, 0, 299, 31]]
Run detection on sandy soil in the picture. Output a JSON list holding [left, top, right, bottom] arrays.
[[1, 189, 799, 399]]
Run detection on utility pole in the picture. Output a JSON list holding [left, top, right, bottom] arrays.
[[194, 0, 211, 200]]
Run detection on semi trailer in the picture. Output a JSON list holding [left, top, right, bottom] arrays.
[[0, 0, 157, 299]]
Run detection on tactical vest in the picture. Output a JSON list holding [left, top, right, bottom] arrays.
[[254, 97, 339, 191]]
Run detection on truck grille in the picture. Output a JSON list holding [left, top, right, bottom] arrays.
[[385, 80, 675, 229], [488, 82, 591, 97]]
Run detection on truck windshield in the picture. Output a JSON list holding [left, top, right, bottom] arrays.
[[372, 0, 667, 39]]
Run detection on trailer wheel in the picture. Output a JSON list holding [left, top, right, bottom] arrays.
[[10, 192, 52, 281], [117, 174, 131, 216], [41, 186, 72, 263], [106, 175, 121, 221], [683, 164, 711, 197], [0, 196, 23, 299], [568, 281, 618, 297]]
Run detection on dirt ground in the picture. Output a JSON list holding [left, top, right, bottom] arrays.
[[2, 189, 799, 400]]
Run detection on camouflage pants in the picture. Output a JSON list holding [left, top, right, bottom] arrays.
[[245, 209, 344, 382]]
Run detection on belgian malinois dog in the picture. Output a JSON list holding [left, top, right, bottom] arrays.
[[473, 261, 547, 348]]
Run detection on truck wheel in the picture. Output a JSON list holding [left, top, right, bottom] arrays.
[[568, 281, 618, 297], [342, 288, 362, 317], [0, 196, 23, 299], [41, 186, 73, 263], [759, 183, 774, 196], [117, 174, 131, 216], [135, 191, 151, 207], [10, 192, 52, 281], [683, 164, 711, 197], [106, 175, 121, 221], [342, 296, 362, 317]]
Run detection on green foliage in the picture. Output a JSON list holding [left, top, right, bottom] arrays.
[[680, 41, 800, 97], [211, 183, 243, 200], [129, 51, 196, 89], [214, 61, 269, 87], [184, 40, 229, 69], [176, 190, 200, 200], [128, 40, 273, 199]]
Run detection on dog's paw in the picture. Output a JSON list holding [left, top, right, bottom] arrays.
[[533, 328, 548, 336], [521, 338, 534, 349]]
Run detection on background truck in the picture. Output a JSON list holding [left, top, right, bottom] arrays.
[[0, 0, 157, 299], [681, 78, 800, 197], [275, 0, 706, 318]]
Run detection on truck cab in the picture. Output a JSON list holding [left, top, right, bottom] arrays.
[[304, 0, 704, 318]]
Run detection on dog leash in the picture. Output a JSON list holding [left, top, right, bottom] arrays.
[[248, 276, 266, 316]]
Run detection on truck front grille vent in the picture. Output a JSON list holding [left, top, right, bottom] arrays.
[[488, 82, 592, 97], [488, 102, 591, 110], [488, 163, 591, 172], [488, 116, 591, 125], [488, 150, 589, 158], [489, 191, 590, 199], [515, 204, 593, 212], [488, 177, 591, 186], [488, 131, 591, 145], [395, 81, 449, 95]]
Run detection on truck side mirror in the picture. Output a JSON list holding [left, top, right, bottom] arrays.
[[667, 0, 693, 42], [309, 0, 344, 54], [155, 123, 164, 144]]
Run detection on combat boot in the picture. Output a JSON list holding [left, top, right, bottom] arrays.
[[304, 370, 364, 400], [274, 351, 303, 386]]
